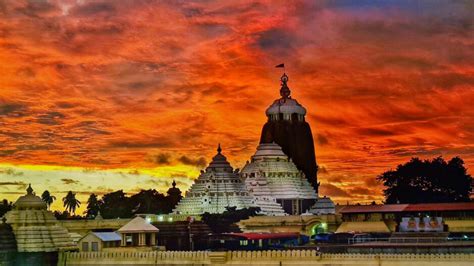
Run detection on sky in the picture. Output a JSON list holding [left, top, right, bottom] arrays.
[[0, 0, 473, 213]]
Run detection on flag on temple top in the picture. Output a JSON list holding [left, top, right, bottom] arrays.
[[275, 63, 284, 68]]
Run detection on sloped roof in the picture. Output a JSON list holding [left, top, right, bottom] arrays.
[[339, 202, 474, 214], [339, 204, 408, 214], [92, 232, 121, 242], [118, 217, 159, 233], [404, 202, 474, 212]]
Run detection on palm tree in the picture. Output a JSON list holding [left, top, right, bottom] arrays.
[[41, 190, 56, 210], [62, 191, 81, 215]]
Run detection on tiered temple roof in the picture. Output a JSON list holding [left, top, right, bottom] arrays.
[[4, 185, 76, 252], [174, 145, 255, 215], [241, 143, 317, 214]]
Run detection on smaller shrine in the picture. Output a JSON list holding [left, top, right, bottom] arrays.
[[174, 145, 255, 215]]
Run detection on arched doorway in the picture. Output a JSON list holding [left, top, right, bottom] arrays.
[[310, 222, 328, 237]]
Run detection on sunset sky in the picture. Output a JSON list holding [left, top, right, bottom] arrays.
[[1, 0, 473, 213]]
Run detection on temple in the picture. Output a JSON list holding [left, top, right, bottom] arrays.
[[173, 145, 254, 215], [260, 73, 319, 193], [3, 185, 76, 264], [241, 143, 317, 215]]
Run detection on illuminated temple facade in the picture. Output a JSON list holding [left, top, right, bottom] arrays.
[[241, 143, 317, 215], [173, 145, 254, 215]]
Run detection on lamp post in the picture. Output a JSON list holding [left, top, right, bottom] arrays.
[[187, 216, 194, 251]]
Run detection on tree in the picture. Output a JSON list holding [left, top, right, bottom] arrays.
[[100, 190, 132, 219], [85, 193, 101, 218], [377, 156, 472, 204], [0, 199, 12, 217], [41, 190, 56, 210], [202, 207, 261, 233], [130, 189, 166, 214], [62, 191, 81, 214]]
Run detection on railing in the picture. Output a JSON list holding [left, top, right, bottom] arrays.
[[348, 237, 474, 245]]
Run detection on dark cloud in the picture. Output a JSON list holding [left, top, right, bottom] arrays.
[[319, 184, 350, 198], [0, 181, 27, 186], [69, 2, 116, 16], [0, 103, 27, 117], [36, 111, 66, 125], [356, 127, 396, 137], [148, 153, 172, 165], [256, 28, 294, 55], [348, 187, 372, 195], [0, 168, 23, 176], [178, 155, 207, 168], [317, 134, 329, 146], [61, 178, 80, 185]]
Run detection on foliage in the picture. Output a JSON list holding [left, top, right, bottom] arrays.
[[377, 156, 472, 204], [53, 210, 83, 220], [99, 190, 132, 219], [202, 206, 261, 233], [84, 193, 100, 218], [130, 189, 167, 214], [41, 190, 56, 210], [0, 199, 12, 217], [62, 191, 81, 214]]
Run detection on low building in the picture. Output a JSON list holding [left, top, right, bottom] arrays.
[[78, 232, 121, 252], [337, 202, 474, 233], [118, 216, 159, 247]]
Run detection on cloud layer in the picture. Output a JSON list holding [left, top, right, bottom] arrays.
[[1, 0, 473, 209]]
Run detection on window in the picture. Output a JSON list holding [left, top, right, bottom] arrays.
[[91, 242, 99, 252], [82, 242, 89, 252]]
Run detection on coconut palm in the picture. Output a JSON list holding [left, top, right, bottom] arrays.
[[41, 190, 56, 210], [62, 191, 81, 215]]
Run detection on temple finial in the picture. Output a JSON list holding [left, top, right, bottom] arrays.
[[280, 73, 290, 99], [217, 143, 222, 154], [26, 184, 33, 195], [172, 180, 176, 188]]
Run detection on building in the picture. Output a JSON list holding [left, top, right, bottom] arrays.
[[78, 232, 121, 252], [241, 143, 317, 215], [307, 196, 336, 215], [260, 73, 319, 193], [3, 185, 76, 265], [337, 202, 474, 233], [173, 145, 254, 215], [117, 216, 159, 247]]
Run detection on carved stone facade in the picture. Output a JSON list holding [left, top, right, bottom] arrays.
[[173, 145, 254, 215]]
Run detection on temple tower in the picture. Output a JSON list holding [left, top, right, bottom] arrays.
[[174, 145, 254, 215], [241, 143, 317, 215], [260, 73, 319, 192]]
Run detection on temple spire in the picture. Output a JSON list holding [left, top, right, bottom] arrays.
[[217, 143, 222, 154], [279, 73, 291, 99], [26, 184, 33, 195]]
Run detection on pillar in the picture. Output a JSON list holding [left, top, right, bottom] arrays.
[[151, 233, 156, 246], [138, 233, 145, 246], [121, 234, 126, 246]]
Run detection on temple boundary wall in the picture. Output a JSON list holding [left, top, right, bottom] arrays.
[[61, 250, 474, 265]]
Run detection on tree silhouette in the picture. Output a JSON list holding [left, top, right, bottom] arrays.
[[100, 190, 132, 218], [41, 190, 56, 210], [202, 207, 261, 233], [377, 156, 472, 204], [85, 193, 101, 218], [0, 199, 12, 217], [62, 191, 81, 214], [130, 189, 166, 214]]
